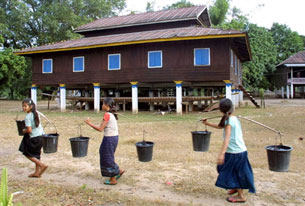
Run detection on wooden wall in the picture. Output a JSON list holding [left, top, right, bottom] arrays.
[[31, 38, 239, 86]]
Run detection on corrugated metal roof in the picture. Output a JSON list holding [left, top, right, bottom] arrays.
[[75, 6, 208, 33], [15, 26, 247, 55], [277, 51, 305, 67]]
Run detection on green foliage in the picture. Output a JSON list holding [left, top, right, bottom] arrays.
[[270, 23, 304, 63], [0, 168, 14, 206], [146, 1, 154, 12], [0, 47, 30, 99], [221, 7, 249, 30], [242, 24, 277, 90], [1, 0, 126, 49], [209, 0, 229, 26], [163, 0, 194, 10]]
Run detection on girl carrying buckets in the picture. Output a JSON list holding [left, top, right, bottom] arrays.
[[19, 98, 48, 178], [202, 98, 255, 203], [85, 97, 124, 185]]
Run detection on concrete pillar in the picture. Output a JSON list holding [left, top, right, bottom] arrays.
[[85, 91, 90, 110], [31, 84, 37, 105], [225, 83, 232, 100], [115, 90, 120, 110], [291, 68, 294, 99], [130, 82, 138, 114], [174, 81, 183, 114], [93, 83, 100, 113], [59, 84, 66, 112], [286, 85, 290, 99], [149, 90, 154, 112], [238, 89, 243, 105], [281, 86, 284, 98]]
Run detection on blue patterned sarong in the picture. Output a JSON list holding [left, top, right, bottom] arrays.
[[216, 151, 256, 193], [99, 136, 120, 177]]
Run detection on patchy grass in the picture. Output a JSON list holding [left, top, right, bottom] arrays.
[[1, 100, 305, 205]]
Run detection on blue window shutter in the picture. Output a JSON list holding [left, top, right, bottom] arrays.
[[195, 49, 210, 66], [74, 57, 84, 72], [149, 51, 161, 67], [43, 60, 52, 73], [109, 54, 120, 70]]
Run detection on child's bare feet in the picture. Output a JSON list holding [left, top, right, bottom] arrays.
[[28, 173, 41, 178], [227, 189, 238, 195], [39, 165, 48, 176]]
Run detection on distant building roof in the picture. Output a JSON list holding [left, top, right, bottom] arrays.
[[277, 50, 305, 67], [74, 6, 210, 33], [15, 26, 250, 61]]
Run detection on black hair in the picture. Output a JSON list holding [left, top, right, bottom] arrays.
[[22, 98, 40, 127], [218, 98, 234, 128], [103, 97, 118, 120]]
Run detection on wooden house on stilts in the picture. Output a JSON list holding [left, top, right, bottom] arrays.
[[15, 5, 252, 114]]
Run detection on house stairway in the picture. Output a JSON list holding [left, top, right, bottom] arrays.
[[238, 85, 260, 108]]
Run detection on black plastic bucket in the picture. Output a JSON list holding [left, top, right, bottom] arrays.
[[69, 137, 90, 157], [135, 141, 154, 162], [265, 145, 293, 172], [191, 131, 211, 152], [16, 120, 25, 136], [42, 133, 59, 153]]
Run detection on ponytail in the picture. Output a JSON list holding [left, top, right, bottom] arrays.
[[22, 98, 40, 127], [218, 98, 233, 128]]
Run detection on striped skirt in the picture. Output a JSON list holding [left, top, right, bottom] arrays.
[[99, 136, 120, 177], [216, 151, 256, 193]]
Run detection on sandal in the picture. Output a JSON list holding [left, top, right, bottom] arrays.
[[104, 180, 117, 185], [115, 170, 125, 180], [226, 196, 246, 203], [28, 173, 41, 178]]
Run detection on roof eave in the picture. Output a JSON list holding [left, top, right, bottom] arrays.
[[15, 33, 247, 56]]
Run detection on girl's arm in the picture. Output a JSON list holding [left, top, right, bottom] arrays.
[[202, 119, 223, 129], [85, 118, 107, 132], [217, 124, 231, 165], [23, 126, 32, 134]]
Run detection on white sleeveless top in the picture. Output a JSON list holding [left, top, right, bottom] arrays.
[[103, 112, 118, 136]]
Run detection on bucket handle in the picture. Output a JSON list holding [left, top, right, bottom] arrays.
[[142, 130, 147, 144], [44, 122, 58, 134], [78, 124, 83, 137]]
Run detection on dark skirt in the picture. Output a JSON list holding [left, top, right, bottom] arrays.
[[19, 133, 43, 160], [99, 136, 120, 177], [216, 151, 256, 193]]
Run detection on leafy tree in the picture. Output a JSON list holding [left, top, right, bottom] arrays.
[[163, 0, 194, 10], [270, 23, 304, 63], [242, 24, 277, 90], [221, 7, 249, 30], [209, 0, 229, 26], [1, 0, 126, 49], [146, 1, 154, 12], [0, 47, 29, 99]]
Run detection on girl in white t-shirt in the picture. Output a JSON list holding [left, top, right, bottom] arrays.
[[85, 97, 124, 185], [202, 98, 255, 203]]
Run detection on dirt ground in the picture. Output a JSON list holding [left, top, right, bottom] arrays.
[[0, 99, 305, 206]]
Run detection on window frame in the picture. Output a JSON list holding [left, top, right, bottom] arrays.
[[108, 53, 121, 71], [148, 50, 163, 68], [42, 59, 53, 74], [73, 56, 85, 72], [194, 48, 210, 66]]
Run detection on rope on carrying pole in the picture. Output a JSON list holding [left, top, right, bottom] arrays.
[[237, 115, 284, 136]]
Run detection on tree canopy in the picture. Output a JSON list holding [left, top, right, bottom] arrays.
[[1, 0, 126, 49], [163, 0, 194, 10], [209, 0, 229, 26]]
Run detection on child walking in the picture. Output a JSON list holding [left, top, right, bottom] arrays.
[[202, 98, 255, 203], [85, 97, 124, 185], [19, 98, 48, 178]]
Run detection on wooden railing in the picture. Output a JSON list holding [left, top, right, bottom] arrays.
[[288, 78, 305, 84]]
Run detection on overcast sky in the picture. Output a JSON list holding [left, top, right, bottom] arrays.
[[122, 0, 305, 35]]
